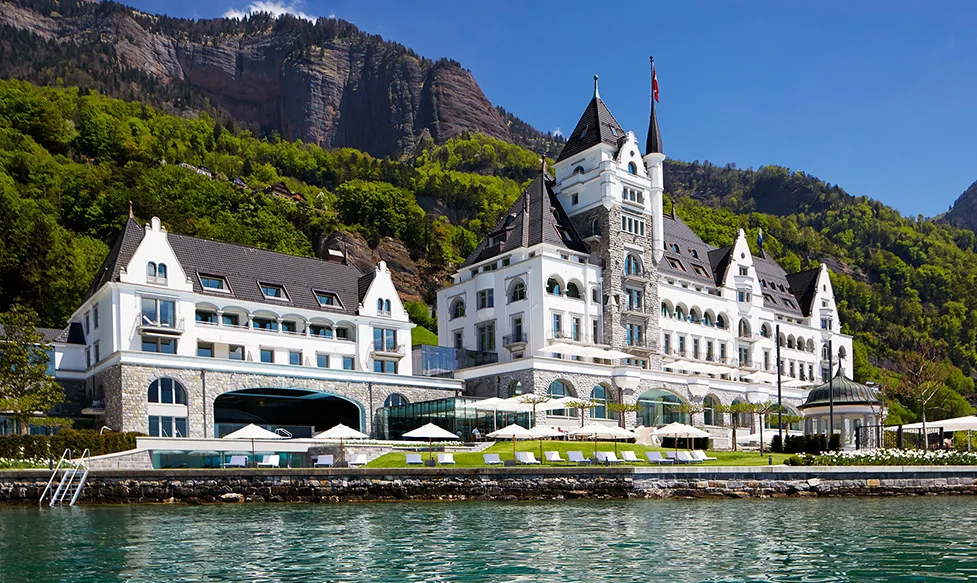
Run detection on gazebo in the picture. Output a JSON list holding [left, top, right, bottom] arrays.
[[799, 368, 882, 449]]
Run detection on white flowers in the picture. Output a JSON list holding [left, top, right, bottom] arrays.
[[806, 449, 977, 466]]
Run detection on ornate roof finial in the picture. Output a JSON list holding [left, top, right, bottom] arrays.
[[593, 74, 600, 99], [128, 200, 134, 219]]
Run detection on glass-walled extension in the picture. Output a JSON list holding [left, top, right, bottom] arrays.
[[377, 397, 528, 440], [412, 346, 498, 378]]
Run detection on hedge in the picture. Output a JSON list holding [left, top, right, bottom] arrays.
[[0, 429, 141, 460]]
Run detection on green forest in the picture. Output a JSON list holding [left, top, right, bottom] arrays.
[[1, 79, 976, 423]]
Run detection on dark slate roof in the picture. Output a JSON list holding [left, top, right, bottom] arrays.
[[462, 173, 590, 267], [707, 246, 734, 287], [357, 271, 377, 303], [754, 255, 804, 317], [0, 325, 80, 344], [657, 215, 718, 284], [646, 99, 663, 155], [556, 97, 626, 162], [88, 218, 366, 315], [800, 369, 881, 408], [786, 268, 821, 317]]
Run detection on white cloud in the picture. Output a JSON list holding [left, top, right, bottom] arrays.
[[223, 1, 315, 21]]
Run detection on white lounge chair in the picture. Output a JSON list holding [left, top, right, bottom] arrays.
[[676, 451, 703, 464], [665, 451, 678, 461], [645, 451, 674, 465], [483, 453, 503, 465], [313, 454, 334, 467], [405, 453, 424, 466], [226, 455, 248, 468], [256, 454, 280, 468], [692, 450, 718, 462], [348, 454, 368, 467], [544, 451, 566, 463], [437, 453, 456, 465], [597, 452, 624, 464], [567, 451, 591, 465], [515, 452, 541, 465], [621, 451, 641, 463]]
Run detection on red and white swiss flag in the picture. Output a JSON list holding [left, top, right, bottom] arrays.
[[652, 64, 660, 103]]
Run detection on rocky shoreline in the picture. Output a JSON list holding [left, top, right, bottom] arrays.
[[3, 467, 976, 504]]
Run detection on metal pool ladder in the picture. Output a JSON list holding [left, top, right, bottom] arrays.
[[39, 449, 90, 507]]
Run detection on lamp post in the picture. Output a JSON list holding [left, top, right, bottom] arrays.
[[776, 323, 783, 448]]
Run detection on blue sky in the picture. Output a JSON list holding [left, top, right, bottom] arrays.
[[128, 0, 977, 217]]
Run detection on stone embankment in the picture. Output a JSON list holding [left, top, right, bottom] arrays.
[[4, 467, 976, 504]]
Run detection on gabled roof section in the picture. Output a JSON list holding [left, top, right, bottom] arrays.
[[86, 218, 145, 300], [658, 215, 718, 284], [357, 270, 377, 303], [755, 255, 804, 316], [556, 96, 626, 162], [462, 173, 589, 268], [707, 246, 733, 287], [786, 267, 821, 317]]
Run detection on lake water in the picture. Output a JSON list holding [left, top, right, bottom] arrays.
[[1, 497, 976, 582]]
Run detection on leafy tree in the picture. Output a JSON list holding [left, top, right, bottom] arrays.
[[883, 345, 952, 448], [0, 305, 68, 432]]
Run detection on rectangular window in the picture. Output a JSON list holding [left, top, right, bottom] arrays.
[[317, 353, 329, 368], [93, 304, 99, 329], [477, 289, 494, 309], [314, 291, 339, 307], [737, 290, 750, 303], [693, 338, 700, 359], [739, 347, 750, 366], [592, 319, 600, 344], [739, 266, 749, 276], [281, 321, 298, 334], [199, 274, 228, 291], [502, 257, 511, 267], [260, 349, 274, 363], [571, 193, 579, 206], [477, 322, 496, 351], [253, 318, 279, 332], [85, 347, 91, 369], [84, 312, 90, 335], [93, 341, 100, 363], [621, 212, 646, 236], [310, 325, 333, 339], [197, 342, 214, 358], [373, 360, 397, 374], [141, 298, 176, 327], [229, 345, 244, 361], [626, 288, 642, 311], [453, 330, 464, 349], [142, 338, 176, 354], [289, 351, 301, 366], [679, 336, 686, 354], [222, 313, 240, 327], [764, 351, 771, 371], [336, 327, 350, 340], [552, 314, 562, 337], [626, 324, 643, 346], [373, 328, 397, 351], [343, 357, 355, 370], [720, 343, 727, 361], [259, 283, 288, 300], [706, 340, 714, 361], [195, 310, 218, 325]]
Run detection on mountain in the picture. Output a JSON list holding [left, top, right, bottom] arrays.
[[0, 0, 566, 158], [939, 180, 977, 232]]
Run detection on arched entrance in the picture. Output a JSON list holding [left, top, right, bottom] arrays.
[[213, 388, 363, 438], [637, 389, 689, 427]]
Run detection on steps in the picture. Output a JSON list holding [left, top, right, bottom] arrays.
[[39, 449, 90, 507]]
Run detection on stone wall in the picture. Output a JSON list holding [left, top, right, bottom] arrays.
[[4, 467, 977, 504]]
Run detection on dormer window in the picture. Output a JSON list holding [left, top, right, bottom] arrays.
[[314, 290, 340, 308], [572, 166, 585, 175], [259, 283, 288, 301], [690, 249, 699, 259], [199, 274, 229, 292], [627, 161, 636, 174], [669, 243, 680, 253], [490, 234, 505, 247]]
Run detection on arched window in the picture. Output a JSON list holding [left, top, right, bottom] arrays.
[[716, 315, 726, 329], [509, 380, 524, 396], [384, 393, 408, 407], [738, 319, 751, 338], [637, 389, 689, 427], [384, 299, 391, 313], [732, 399, 751, 428], [661, 303, 672, 318], [147, 262, 157, 278], [703, 395, 722, 426], [377, 298, 384, 311], [548, 380, 573, 417], [787, 336, 796, 349], [566, 282, 581, 299], [822, 345, 829, 360], [627, 161, 637, 174], [590, 385, 608, 419], [590, 218, 600, 237], [573, 166, 585, 175], [761, 324, 771, 338], [450, 299, 466, 320], [148, 378, 187, 405], [157, 263, 167, 280], [675, 306, 686, 321], [703, 313, 714, 327], [546, 278, 562, 296], [689, 309, 700, 324], [510, 281, 527, 303], [624, 254, 642, 276]]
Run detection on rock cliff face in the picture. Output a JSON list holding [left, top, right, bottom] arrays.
[[0, 0, 512, 158], [940, 180, 977, 232]]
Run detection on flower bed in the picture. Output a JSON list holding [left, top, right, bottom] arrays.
[[0, 457, 54, 470], [793, 449, 977, 466]]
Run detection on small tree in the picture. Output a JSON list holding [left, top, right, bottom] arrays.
[[715, 402, 755, 451], [607, 402, 640, 428], [564, 400, 598, 427], [517, 394, 551, 427], [884, 346, 950, 449], [0, 306, 69, 434]]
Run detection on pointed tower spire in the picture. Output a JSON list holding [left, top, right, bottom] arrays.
[[646, 57, 663, 155], [593, 74, 600, 99]]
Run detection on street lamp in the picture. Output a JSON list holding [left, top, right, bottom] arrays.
[[776, 323, 783, 447], [821, 328, 834, 442]]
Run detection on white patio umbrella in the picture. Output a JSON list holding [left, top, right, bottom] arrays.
[[314, 423, 368, 463], [652, 422, 710, 452], [570, 423, 620, 459], [527, 425, 564, 461], [488, 423, 535, 458], [538, 343, 590, 357], [598, 349, 636, 360], [223, 423, 285, 467], [403, 422, 460, 462], [604, 424, 638, 454]]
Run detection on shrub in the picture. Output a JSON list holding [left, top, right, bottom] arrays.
[[771, 434, 783, 453], [784, 455, 805, 466], [0, 430, 141, 460]]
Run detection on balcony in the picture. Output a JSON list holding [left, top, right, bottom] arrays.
[[625, 340, 658, 355], [412, 346, 499, 377], [738, 334, 760, 343], [738, 359, 759, 370], [81, 399, 105, 416], [372, 343, 407, 359], [502, 333, 528, 349], [623, 270, 651, 285], [137, 315, 184, 336]]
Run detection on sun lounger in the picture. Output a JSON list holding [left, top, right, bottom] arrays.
[[676, 451, 703, 464], [437, 453, 456, 465], [544, 451, 566, 463], [567, 451, 591, 465], [665, 451, 678, 461], [226, 455, 248, 468], [313, 454, 334, 467], [256, 454, 280, 468], [348, 454, 368, 467], [597, 451, 624, 464], [483, 453, 503, 465], [515, 452, 541, 465], [645, 451, 674, 465], [405, 453, 424, 465], [692, 450, 718, 462], [621, 451, 641, 463]]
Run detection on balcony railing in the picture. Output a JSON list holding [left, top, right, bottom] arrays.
[[137, 315, 184, 335], [503, 333, 528, 346], [372, 343, 407, 358], [412, 346, 498, 377]]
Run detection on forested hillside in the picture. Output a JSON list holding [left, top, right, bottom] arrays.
[[2, 80, 976, 423]]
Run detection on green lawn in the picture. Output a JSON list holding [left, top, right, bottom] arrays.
[[410, 326, 438, 347], [367, 440, 791, 468]]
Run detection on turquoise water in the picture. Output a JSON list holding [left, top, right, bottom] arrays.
[[1, 497, 976, 582]]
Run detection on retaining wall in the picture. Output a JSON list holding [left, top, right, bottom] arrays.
[[5, 466, 977, 504]]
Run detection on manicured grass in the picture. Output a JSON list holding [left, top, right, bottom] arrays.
[[367, 440, 792, 468], [410, 326, 438, 347]]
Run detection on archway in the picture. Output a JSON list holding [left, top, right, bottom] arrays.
[[213, 388, 363, 438], [637, 389, 689, 427]]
